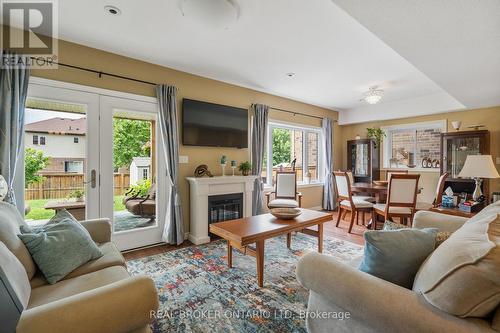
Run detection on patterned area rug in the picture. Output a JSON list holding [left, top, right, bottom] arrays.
[[127, 233, 363, 333]]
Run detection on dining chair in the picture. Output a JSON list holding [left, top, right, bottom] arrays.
[[415, 172, 449, 211], [266, 171, 302, 208], [386, 169, 409, 180], [340, 170, 375, 203], [373, 173, 420, 228], [334, 171, 374, 233]]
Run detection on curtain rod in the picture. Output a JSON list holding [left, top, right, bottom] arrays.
[[269, 106, 337, 122], [30, 57, 157, 86]]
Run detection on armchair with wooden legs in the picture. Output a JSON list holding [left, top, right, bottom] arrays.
[[265, 171, 302, 208], [373, 174, 420, 229], [333, 171, 374, 233], [416, 172, 449, 211]]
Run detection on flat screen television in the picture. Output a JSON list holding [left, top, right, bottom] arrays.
[[182, 99, 248, 148]]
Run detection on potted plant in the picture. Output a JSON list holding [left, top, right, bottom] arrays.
[[69, 189, 85, 202], [238, 161, 252, 176], [366, 128, 386, 147]]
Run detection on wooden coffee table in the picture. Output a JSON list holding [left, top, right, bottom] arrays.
[[209, 209, 333, 287]]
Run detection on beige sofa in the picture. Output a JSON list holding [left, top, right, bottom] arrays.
[[297, 201, 500, 333], [0, 201, 159, 333]]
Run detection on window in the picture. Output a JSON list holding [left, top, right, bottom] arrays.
[[32, 135, 38, 145], [64, 161, 83, 173], [142, 168, 149, 180], [39, 136, 46, 145], [74, 137, 79, 143], [265, 121, 323, 185], [382, 120, 445, 170]]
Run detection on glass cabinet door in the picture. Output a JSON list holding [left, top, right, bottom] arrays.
[[444, 136, 481, 178], [351, 143, 369, 177]]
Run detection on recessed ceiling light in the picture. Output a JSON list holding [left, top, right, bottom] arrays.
[[104, 5, 121, 16], [286, 72, 295, 77]]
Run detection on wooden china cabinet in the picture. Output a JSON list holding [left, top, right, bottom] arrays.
[[440, 130, 490, 200], [347, 139, 380, 183]]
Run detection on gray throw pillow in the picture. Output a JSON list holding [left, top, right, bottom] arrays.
[[359, 228, 437, 288], [18, 217, 102, 284]]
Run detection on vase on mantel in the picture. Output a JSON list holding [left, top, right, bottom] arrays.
[[220, 163, 227, 176]]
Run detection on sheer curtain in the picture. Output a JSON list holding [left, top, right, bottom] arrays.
[[156, 85, 184, 245], [251, 104, 269, 215], [0, 52, 30, 209]]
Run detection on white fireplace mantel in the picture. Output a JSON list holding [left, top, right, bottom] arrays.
[[186, 175, 258, 245]]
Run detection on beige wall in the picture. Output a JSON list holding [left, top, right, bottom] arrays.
[[340, 106, 500, 202], [30, 39, 339, 233]]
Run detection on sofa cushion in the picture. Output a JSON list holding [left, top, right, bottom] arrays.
[[29, 242, 125, 288], [359, 228, 437, 288], [0, 202, 37, 279], [28, 266, 130, 309], [413, 212, 500, 317], [19, 218, 103, 284], [0, 242, 31, 309]]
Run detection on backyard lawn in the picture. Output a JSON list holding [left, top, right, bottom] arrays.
[[25, 195, 126, 221]]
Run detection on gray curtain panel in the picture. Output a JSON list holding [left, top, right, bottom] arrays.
[[0, 52, 31, 206], [322, 118, 337, 210], [156, 85, 184, 245], [251, 104, 269, 215]]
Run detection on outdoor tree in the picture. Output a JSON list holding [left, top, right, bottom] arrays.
[[113, 118, 151, 170], [272, 128, 291, 166], [25, 148, 49, 187]]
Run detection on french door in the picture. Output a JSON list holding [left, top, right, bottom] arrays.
[[26, 79, 166, 250]]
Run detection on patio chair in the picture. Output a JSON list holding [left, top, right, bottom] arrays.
[[123, 183, 156, 218]]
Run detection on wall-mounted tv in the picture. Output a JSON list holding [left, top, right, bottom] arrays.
[[182, 99, 248, 148]]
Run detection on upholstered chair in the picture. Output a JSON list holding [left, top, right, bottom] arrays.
[[373, 174, 420, 228], [334, 171, 373, 233], [416, 172, 449, 211], [266, 171, 302, 208]]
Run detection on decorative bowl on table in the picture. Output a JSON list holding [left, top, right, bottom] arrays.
[[373, 180, 388, 186], [270, 208, 302, 220]]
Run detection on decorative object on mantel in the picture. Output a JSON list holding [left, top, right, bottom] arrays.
[[355, 134, 361, 140], [467, 124, 486, 130], [194, 165, 214, 178], [451, 121, 462, 131], [238, 161, 252, 176], [230, 160, 237, 176], [220, 155, 227, 176], [270, 207, 302, 220], [366, 128, 386, 148], [458, 155, 500, 201]]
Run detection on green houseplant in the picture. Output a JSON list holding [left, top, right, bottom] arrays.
[[238, 161, 252, 176], [366, 128, 386, 147]]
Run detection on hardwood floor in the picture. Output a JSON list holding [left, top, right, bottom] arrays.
[[123, 210, 366, 260]]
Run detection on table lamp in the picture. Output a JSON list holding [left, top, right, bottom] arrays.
[[0, 175, 8, 201], [458, 155, 500, 201]]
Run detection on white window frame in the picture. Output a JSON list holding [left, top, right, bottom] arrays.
[[39, 136, 46, 145], [265, 120, 324, 186], [381, 120, 446, 172]]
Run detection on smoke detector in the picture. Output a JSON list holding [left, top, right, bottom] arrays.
[[178, 0, 240, 29]]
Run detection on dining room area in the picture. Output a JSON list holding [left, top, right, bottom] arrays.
[[332, 125, 500, 238]]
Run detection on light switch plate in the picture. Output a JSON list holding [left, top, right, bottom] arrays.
[[179, 155, 189, 164], [496, 157, 500, 165]]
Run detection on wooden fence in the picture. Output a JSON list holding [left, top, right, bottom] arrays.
[[25, 173, 130, 200]]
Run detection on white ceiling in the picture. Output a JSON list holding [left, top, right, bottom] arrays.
[[19, 0, 500, 123]]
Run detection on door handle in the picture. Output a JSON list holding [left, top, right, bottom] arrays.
[[83, 169, 97, 188]]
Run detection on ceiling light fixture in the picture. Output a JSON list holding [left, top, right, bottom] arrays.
[[363, 86, 384, 105], [178, 0, 240, 29], [104, 5, 121, 16]]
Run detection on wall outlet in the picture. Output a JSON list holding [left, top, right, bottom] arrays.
[[179, 155, 189, 164]]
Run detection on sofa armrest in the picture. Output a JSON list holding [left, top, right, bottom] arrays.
[[296, 252, 493, 333], [80, 218, 112, 243], [17, 276, 158, 333], [413, 210, 467, 233]]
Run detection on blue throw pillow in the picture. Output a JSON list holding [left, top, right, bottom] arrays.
[[18, 217, 102, 284], [359, 228, 437, 288]]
